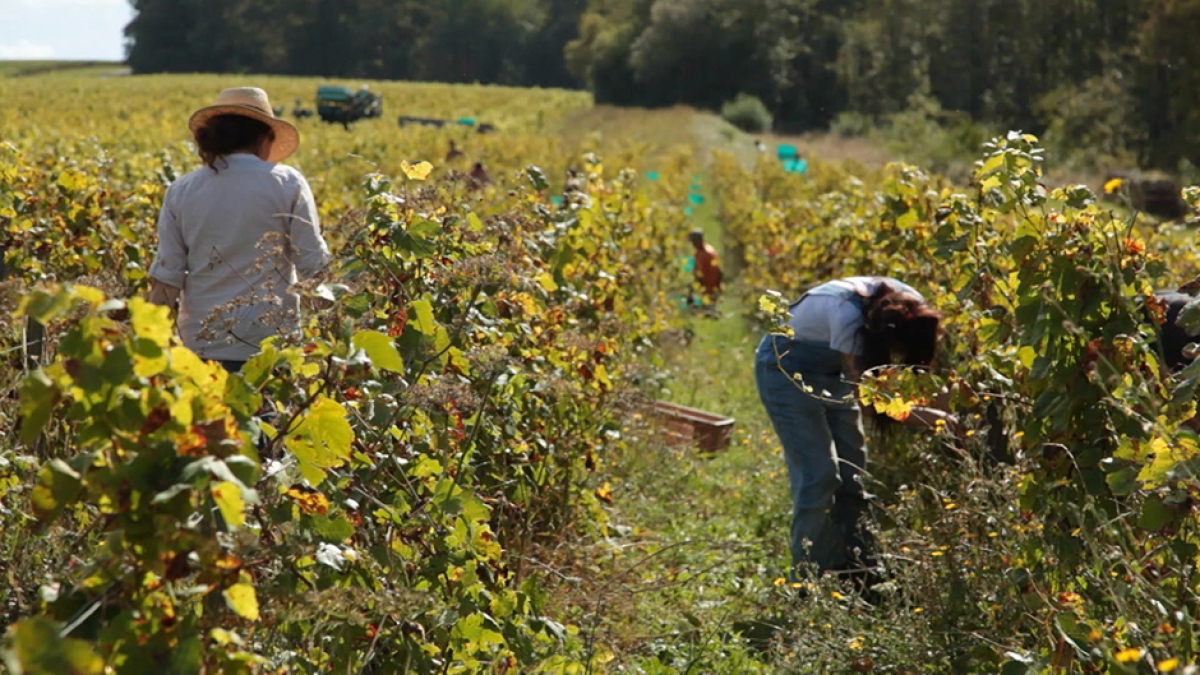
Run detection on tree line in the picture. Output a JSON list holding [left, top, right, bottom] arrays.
[[125, 0, 1200, 170], [124, 0, 585, 89]]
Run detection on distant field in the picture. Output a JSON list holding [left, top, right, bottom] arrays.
[[0, 60, 128, 78]]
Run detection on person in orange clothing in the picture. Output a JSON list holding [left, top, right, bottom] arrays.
[[688, 229, 723, 304]]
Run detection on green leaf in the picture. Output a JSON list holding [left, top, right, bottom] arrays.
[[223, 372, 263, 418], [433, 478, 491, 522], [310, 513, 356, 542], [1105, 467, 1139, 496], [455, 612, 506, 647], [411, 455, 443, 478], [166, 636, 203, 675], [30, 458, 83, 521], [285, 396, 354, 486], [19, 370, 59, 444], [223, 582, 259, 621], [1138, 495, 1174, 531], [2, 617, 104, 675], [351, 330, 404, 373], [409, 219, 441, 238], [412, 299, 437, 335], [526, 165, 550, 191], [17, 287, 75, 324], [1180, 296, 1200, 335]]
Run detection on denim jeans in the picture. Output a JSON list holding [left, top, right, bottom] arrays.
[[755, 334, 875, 577]]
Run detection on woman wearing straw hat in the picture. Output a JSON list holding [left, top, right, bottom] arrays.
[[147, 87, 332, 372]]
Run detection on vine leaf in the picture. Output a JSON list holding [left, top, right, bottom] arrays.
[[400, 160, 433, 180], [2, 617, 103, 674], [18, 370, 59, 444], [411, 299, 437, 334], [351, 330, 404, 373], [223, 582, 260, 621], [211, 481, 246, 528], [285, 396, 354, 486]]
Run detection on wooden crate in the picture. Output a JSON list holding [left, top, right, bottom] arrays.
[[652, 400, 735, 452]]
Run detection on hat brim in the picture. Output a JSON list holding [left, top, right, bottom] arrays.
[[188, 104, 300, 163]]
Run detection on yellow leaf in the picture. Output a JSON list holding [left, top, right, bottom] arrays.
[[881, 397, 913, 422], [1158, 658, 1179, 671], [1115, 647, 1142, 663], [536, 272, 559, 292], [211, 481, 246, 528], [285, 484, 331, 515], [129, 297, 173, 346], [223, 582, 259, 621], [401, 160, 433, 180], [594, 481, 613, 503], [57, 168, 87, 191], [594, 363, 612, 390]]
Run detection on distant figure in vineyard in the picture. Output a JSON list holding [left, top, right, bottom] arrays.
[[755, 277, 956, 583], [687, 229, 723, 304], [147, 87, 332, 373], [468, 160, 492, 189], [445, 139, 464, 163]]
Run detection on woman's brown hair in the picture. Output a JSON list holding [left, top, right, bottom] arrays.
[[194, 114, 273, 171], [859, 282, 942, 375], [859, 282, 943, 434]]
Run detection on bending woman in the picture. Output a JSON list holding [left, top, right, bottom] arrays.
[[147, 87, 332, 372], [755, 276, 953, 578]]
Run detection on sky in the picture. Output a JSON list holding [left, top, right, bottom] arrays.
[[1, 0, 134, 61]]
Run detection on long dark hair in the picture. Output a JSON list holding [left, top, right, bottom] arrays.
[[194, 114, 273, 171], [859, 282, 943, 431]]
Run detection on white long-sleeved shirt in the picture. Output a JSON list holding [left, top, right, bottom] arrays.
[[149, 153, 332, 361]]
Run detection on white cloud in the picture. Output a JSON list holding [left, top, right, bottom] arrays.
[[0, 40, 56, 59]]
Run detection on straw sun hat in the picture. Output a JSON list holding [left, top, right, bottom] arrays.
[[188, 87, 300, 162]]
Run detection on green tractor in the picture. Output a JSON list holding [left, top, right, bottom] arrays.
[[316, 84, 383, 128]]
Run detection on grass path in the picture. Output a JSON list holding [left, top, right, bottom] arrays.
[[553, 176, 803, 671], [565, 167, 958, 673]]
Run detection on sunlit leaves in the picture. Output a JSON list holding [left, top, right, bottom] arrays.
[[536, 272, 559, 292], [211, 481, 247, 528], [400, 160, 433, 180], [223, 582, 259, 621], [411, 298, 437, 334], [55, 168, 87, 192], [284, 396, 354, 486], [284, 484, 331, 515], [350, 329, 404, 372]]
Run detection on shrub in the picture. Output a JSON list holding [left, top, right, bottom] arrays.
[[721, 93, 773, 133], [830, 110, 873, 138]]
